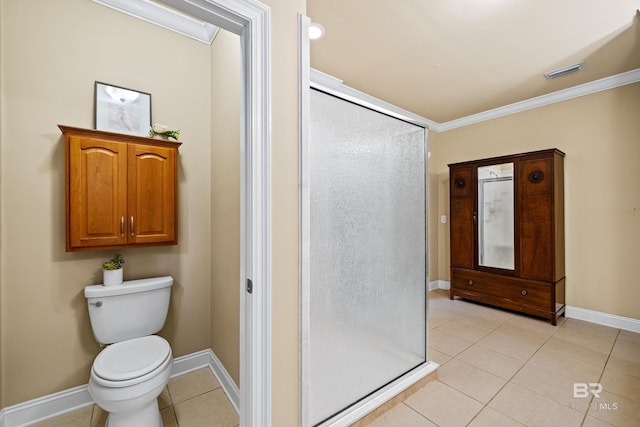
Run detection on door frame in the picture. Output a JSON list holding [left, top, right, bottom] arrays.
[[157, 1, 272, 426]]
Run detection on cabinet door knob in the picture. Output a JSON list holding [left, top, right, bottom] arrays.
[[468, 280, 474, 285], [130, 216, 135, 237], [521, 289, 527, 296]]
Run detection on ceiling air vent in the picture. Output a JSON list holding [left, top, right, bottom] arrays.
[[544, 61, 585, 80]]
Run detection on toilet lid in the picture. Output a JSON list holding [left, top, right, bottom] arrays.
[[93, 336, 171, 382]]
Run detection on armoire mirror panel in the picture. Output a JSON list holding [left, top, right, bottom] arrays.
[[477, 163, 514, 270]]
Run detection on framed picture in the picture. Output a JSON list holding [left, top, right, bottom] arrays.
[[94, 82, 151, 137]]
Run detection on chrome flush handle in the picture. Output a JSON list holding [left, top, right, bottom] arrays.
[[89, 301, 103, 307]]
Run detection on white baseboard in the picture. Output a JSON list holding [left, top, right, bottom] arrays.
[[565, 306, 640, 333], [429, 280, 450, 291], [207, 349, 240, 412], [0, 348, 238, 427], [0, 385, 93, 427], [431, 280, 639, 333]]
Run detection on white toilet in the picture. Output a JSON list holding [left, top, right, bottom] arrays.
[[85, 276, 174, 427]]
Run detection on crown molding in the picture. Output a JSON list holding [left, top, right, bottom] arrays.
[[310, 68, 640, 133], [310, 69, 438, 130], [91, 0, 220, 44], [437, 68, 640, 132]]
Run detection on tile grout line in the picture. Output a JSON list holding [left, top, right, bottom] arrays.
[[372, 295, 634, 426], [170, 384, 224, 407], [429, 296, 635, 427], [491, 317, 621, 427], [431, 310, 520, 426], [164, 369, 228, 426], [163, 386, 180, 427], [89, 405, 97, 427], [579, 328, 621, 427], [462, 315, 565, 426], [402, 401, 439, 426]]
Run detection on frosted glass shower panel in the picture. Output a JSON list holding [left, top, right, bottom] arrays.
[[308, 89, 426, 425]]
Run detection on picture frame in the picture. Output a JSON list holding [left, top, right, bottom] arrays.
[[94, 81, 151, 137]]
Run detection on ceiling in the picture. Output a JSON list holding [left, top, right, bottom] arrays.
[[307, 0, 640, 123]]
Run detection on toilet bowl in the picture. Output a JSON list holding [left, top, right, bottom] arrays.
[[85, 276, 174, 427], [89, 336, 173, 427]]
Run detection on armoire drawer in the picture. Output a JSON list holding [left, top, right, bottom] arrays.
[[451, 269, 550, 308]]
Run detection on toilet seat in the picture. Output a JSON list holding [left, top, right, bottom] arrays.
[[91, 336, 172, 388]]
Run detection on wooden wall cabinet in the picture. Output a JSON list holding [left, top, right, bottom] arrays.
[[60, 125, 181, 251], [449, 149, 565, 324]]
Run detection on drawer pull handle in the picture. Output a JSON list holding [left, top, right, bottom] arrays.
[[521, 289, 527, 296], [468, 280, 474, 285]]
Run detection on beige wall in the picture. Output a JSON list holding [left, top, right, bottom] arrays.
[[262, 0, 305, 424], [427, 137, 439, 283], [431, 83, 640, 320], [210, 29, 241, 387], [260, 1, 305, 425], [0, 0, 213, 406]]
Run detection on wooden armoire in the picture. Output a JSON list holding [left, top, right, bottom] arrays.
[[449, 149, 565, 325]]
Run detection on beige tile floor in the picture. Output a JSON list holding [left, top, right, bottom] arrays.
[[31, 367, 238, 427], [30, 289, 640, 426], [367, 290, 640, 427]]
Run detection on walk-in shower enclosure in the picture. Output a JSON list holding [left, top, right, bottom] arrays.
[[301, 88, 429, 426]]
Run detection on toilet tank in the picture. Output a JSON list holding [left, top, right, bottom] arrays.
[[84, 276, 173, 344]]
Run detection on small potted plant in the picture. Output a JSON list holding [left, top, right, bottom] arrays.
[[149, 124, 180, 140], [102, 254, 125, 286]]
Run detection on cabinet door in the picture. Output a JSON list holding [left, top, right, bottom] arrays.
[[450, 166, 474, 269], [127, 143, 177, 245], [68, 136, 128, 249]]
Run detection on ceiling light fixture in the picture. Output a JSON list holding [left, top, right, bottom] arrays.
[[309, 22, 325, 40], [544, 61, 586, 80]]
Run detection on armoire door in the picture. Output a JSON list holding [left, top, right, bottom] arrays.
[[450, 166, 474, 269]]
